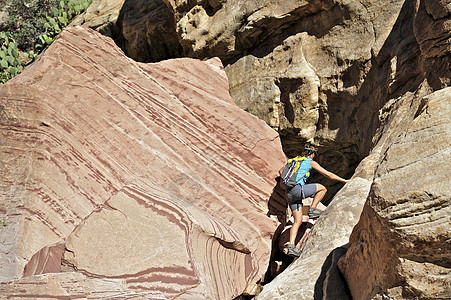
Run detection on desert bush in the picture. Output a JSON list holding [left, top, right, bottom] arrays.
[[6, 0, 60, 50], [0, 0, 92, 84], [0, 31, 22, 83], [37, 0, 93, 48]]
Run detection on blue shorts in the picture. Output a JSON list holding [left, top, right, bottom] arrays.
[[286, 184, 317, 211]]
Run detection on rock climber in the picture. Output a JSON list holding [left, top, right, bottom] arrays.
[[282, 143, 349, 257]]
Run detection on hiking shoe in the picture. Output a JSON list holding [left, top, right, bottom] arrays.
[[287, 246, 302, 257], [308, 208, 323, 219]]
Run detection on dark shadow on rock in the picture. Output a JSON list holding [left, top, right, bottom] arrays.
[[262, 221, 294, 285], [229, 2, 352, 66], [114, 0, 183, 63], [262, 218, 316, 285], [264, 177, 315, 284], [325, 0, 425, 159], [314, 244, 351, 300], [264, 176, 291, 283], [266, 176, 287, 224]]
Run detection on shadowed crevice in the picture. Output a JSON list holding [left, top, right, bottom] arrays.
[[314, 244, 351, 300]]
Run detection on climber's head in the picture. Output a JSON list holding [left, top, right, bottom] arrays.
[[303, 143, 318, 157]]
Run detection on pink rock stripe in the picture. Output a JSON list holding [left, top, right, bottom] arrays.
[[0, 26, 286, 299]]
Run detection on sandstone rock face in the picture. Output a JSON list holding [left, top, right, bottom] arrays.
[[222, 0, 403, 151], [73, 0, 405, 165], [413, 0, 451, 88], [74, 0, 450, 174], [0, 26, 286, 299], [257, 82, 451, 299], [72, 0, 427, 204], [82, 0, 403, 166], [0, 272, 169, 299], [2, 0, 450, 298], [257, 0, 451, 298], [70, 0, 126, 36], [338, 88, 451, 300]]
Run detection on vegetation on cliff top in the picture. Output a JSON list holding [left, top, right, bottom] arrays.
[[0, 0, 92, 84]]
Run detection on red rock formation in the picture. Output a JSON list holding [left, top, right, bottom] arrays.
[[0, 26, 286, 299]]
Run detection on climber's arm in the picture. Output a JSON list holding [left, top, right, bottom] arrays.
[[310, 160, 349, 184]]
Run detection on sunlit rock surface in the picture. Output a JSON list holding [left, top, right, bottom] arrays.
[[339, 88, 451, 300], [1, 0, 450, 298], [257, 0, 451, 298], [0, 26, 286, 299]]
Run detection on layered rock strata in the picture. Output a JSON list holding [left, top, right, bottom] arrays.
[[338, 88, 451, 300], [74, 0, 450, 180], [72, 0, 416, 203], [0, 26, 286, 299], [75, 0, 404, 165], [1, 0, 449, 298]]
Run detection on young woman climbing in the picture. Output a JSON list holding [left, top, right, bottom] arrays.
[[282, 143, 349, 257]]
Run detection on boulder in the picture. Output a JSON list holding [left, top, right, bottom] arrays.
[[70, 0, 126, 37], [73, 0, 404, 168], [338, 88, 451, 300], [104, 0, 406, 166], [0, 26, 286, 299]]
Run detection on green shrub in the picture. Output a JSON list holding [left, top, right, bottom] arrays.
[[0, 32, 23, 83], [37, 0, 93, 49], [6, 0, 60, 50], [0, 0, 93, 84]]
